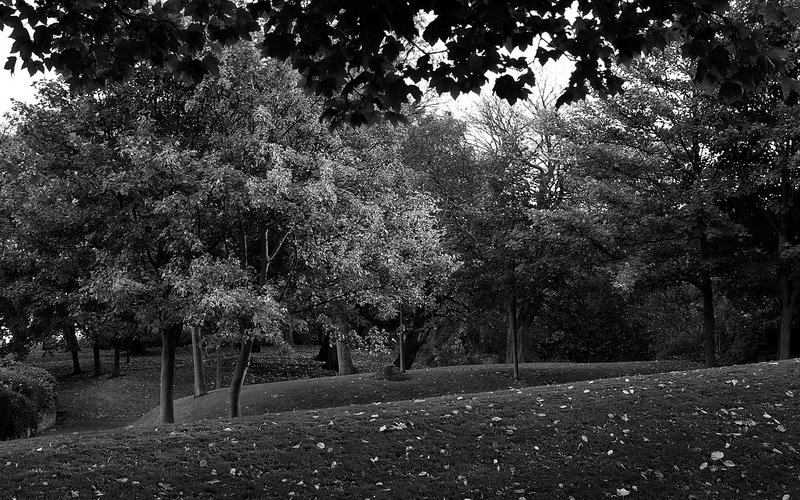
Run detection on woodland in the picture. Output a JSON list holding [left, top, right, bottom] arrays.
[[1, 0, 800, 426], [1, 1, 800, 498]]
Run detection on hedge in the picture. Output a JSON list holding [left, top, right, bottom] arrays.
[[0, 361, 57, 440]]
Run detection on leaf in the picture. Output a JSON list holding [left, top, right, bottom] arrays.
[[493, 74, 528, 105], [5, 56, 17, 72]]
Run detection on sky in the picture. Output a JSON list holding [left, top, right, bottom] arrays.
[[0, 30, 46, 117]]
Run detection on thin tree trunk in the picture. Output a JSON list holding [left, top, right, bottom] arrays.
[[111, 338, 121, 378], [230, 339, 253, 417], [777, 179, 796, 360], [159, 323, 180, 424], [701, 275, 716, 368], [285, 325, 295, 345], [92, 337, 102, 377], [216, 346, 222, 389], [336, 340, 356, 375], [511, 295, 520, 380], [63, 325, 81, 375], [778, 276, 798, 360], [699, 231, 716, 368], [506, 299, 537, 365], [393, 328, 430, 369], [399, 307, 405, 373], [191, 324, 207, 397]]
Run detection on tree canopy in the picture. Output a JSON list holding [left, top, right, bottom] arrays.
[[2, 0, 798, 124]]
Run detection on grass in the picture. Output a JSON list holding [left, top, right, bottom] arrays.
[[2, 359, 799, 498], [137, 360, 698, 425], [24, 344, 389, 433]]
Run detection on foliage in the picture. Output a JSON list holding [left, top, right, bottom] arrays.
[[1, 0, 797, 124], [0, 361, 56, 439]]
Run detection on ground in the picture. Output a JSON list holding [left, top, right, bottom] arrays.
[[3, 347, 799, 498], [25, 344, 388, 433]]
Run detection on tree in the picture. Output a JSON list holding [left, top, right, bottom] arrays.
[[1, 0, 795, 124], [568, 49, 744, 367]]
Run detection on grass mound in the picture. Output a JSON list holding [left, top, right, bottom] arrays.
[[4, 360, 797, 498], [138, 360, 697, 425]]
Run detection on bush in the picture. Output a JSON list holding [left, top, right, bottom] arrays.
[[0, 361, 57, 440]]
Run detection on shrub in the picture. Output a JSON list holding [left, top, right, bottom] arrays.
[[0, 361, 57, 440]]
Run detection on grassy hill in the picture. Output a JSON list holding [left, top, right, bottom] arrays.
[[2, 359, 798, 499], [137, 360, 698, 425]]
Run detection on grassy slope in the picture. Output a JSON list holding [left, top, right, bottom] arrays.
[[137, 360, 698, 425], [2, 360, 799, 499], [25, 345, 387, 432]]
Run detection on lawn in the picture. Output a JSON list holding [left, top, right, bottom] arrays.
[[137, 359, 698, 425], [2, 359, 798, 498], [24, 344, 390, 433]]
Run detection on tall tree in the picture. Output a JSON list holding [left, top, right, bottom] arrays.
[[569, 49, 743, 367]]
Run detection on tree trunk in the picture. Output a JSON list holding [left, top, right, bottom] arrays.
[[316, 334, 338, 371], [505, 299, 536, 364], [336, 340, 356, 375], [778, 274, 798, 360], [63, 325, 81, 375], [777, 169, 798, 360], [111, 338, 121, 378], [699, 231, 716, 368], [230, 339, 253, 417], [191, 325, 208, 397], [159, 323, 181, 424], [511, 295, 520, 380], [284, 325, 295, 345], [92, 338, 102, 377], [392, 328, 430, 369], [398, 310, 405, 373], [701, 276, 716, 368], [216, 346, 222, 389]]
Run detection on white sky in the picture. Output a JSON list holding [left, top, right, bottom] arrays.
[[0, 30, 46, 118]]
